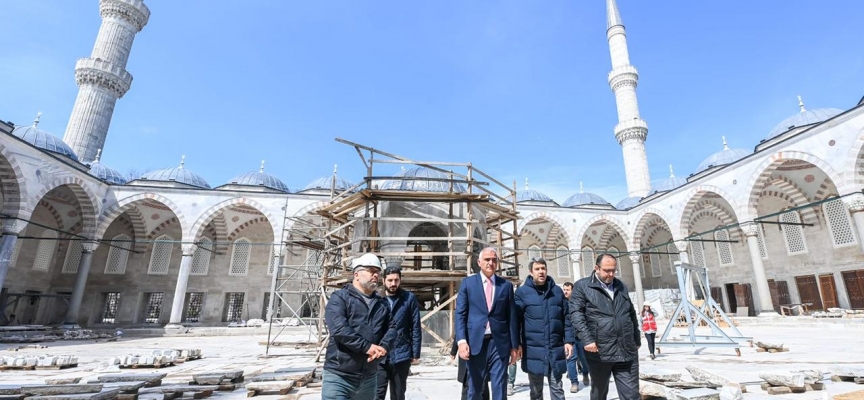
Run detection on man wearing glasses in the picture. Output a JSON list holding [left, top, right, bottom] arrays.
[[568, 254, 640, 400], [455, 247, 520, 400], [322, 253, 396, 400]]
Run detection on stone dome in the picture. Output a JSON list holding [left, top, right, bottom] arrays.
[[11, 116, 79, 162], [766, 103, 842, 140], [301, 175, 355, 193], [615, 196, 642, 210], [562, 183, 610, 207], [227, 162, 290, 193], [140, 157, 211, 189], [695, 137, 749, 173], [381, 167, 466, 192], [88, 150, 127, 185]]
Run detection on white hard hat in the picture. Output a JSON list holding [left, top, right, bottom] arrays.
[[351, 253, 382, 272]]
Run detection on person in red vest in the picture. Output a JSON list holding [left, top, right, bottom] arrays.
[[640, 305, 658, 360]]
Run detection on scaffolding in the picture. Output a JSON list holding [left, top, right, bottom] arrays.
[[264, 139, 521, 357]]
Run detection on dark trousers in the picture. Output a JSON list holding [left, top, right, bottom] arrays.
[[586, 359, 639, 400], [466, 337, 509, 400], [461, 376, 490, 400], [644, 333, 656, 356], [375, 360, 411, 400]]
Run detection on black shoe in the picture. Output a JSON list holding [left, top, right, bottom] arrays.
[[583, 375, 590, 386], [650, 354, 656, 360]]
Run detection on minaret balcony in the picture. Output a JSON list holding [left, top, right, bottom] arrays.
[[74, 57, 133, 97], [614, 119, 648, 143], [608, 65, 639, 87]]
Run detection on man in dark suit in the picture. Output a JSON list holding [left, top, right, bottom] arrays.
[[456, 247, 520, 400]]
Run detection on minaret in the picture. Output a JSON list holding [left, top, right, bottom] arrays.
[[63, 0, 150, 163], [606, 0, 650, 197]]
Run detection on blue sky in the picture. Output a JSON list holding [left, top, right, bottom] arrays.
[[2, 1, 862, 205]]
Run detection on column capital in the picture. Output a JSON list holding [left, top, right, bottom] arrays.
[[1, 219, 27, 235], [739, 222, 760, 237], [181, 244, 196, 256], [570, 252, 581, 262], [843, 193, 864, 213], [628, 254, 640, 264], [674, 240, 688, 252], [81, 240, 99, 253]]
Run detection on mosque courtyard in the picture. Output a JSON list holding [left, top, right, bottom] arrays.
[[0, 319, 862, 399]]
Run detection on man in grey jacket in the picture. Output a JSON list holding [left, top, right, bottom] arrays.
[[569, 254, 640, 400]]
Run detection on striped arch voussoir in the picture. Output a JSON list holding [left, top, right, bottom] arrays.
[[0, 144, 27, 219], [575, 215, 631, 253], [678, 186, 742, 238], [746, 151, 844, 220], [190, 197, 278, 247], [29, 177, 98, 238], [96, 193, 188, 244], [631, 208, 674, 249], [843, 128, 864, 188]]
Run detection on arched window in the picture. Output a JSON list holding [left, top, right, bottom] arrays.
[[148, 234, 174, 275], [666, 243, 679, 274], [714, 229, 734, 266], [229, 238, 252, 276], [556, 246, 570, 278], [527, 245, 542, 261], [690, 240, 706, 268], [780, 211, 808, 255], [268, 249, 279, 276], [755, 225, 768, 259], [62, 240, 83, 274], [581, 247, 595, 277], [33, 230, 57, 271], [105, 234, 132, 274], [823, 199, 857, 248], [9, 239, 22, 268], [190, 238, 214, 275], [650, 252, 662, 277]]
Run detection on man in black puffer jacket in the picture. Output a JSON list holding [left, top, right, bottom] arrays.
[[569, 253, 640, 400], [323, 253, 396, 400], [515, 257, 574, 400], [376, 266, 421, 400]]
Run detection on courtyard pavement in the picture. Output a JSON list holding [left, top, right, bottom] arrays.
[[0, 318, 862, 399]]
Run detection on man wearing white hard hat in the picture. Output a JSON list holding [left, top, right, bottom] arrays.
[[322, 253, 397, 400]]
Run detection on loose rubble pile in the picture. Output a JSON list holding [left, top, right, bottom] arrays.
[[812, 308, 864, 318], [0, 330, 115, 344], [754, 341, 789, 353], [107, 349, 202, 369], [0, 354, 78, 370], [759, 369, 824, 394], [640, 365, 864, 399]]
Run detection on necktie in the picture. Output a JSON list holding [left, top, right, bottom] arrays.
[[485, 277, 493, 311], [485, 277, 493, 331]]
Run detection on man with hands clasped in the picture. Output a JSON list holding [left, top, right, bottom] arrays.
[[569, 254, 641, 400], [322, 253, 397, 400]]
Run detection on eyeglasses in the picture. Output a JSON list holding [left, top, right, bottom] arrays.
[[358, 268, 381, 275]]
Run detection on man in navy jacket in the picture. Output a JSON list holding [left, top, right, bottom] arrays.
[[456, 247, 520, 400], [515, 257, 574, 400], [323, 253, 396, 400], [376, 266, 421, 400]]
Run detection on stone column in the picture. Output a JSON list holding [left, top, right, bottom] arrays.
[[62, 241, 99, 328], [167, 245, 196, 328], [674, 240, 690, 264], [0, 220, 27, 291], [266, 247, 281, 321], [628, 254, 645, 309], [740, 222, 775, 314], [571, 252, 581, 280], [843, 193, 864, 253]]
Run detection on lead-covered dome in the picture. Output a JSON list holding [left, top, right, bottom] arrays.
[[140, 156, 211, 189], [648, 165, 686, 195], [516, 189, 554, 203], [766, 98, 842, 140], [88, 150, 127, 184], [562, 183, 610, 207], [11, 114, 79, 162], [381, 167, 466, 192], [615, 196, 642, 210], [301, 175, 355, 193], [227, 161, 290, 193], [695, 137, 749, 173]]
